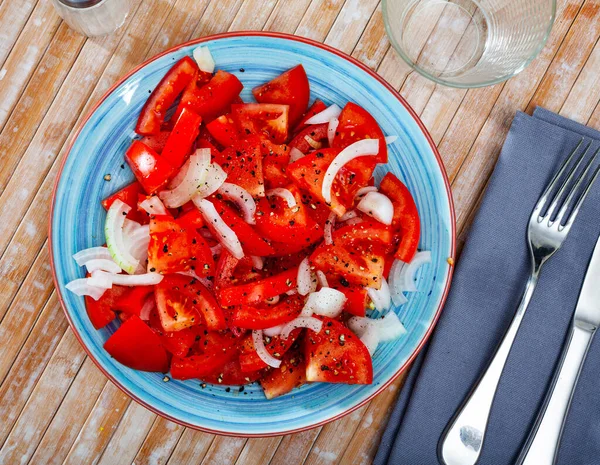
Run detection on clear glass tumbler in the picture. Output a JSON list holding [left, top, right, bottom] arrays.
[[382, 0, 556, 88], [51, 0, 130, 37]]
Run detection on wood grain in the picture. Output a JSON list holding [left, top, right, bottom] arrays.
[[0, 0, 597, 464]]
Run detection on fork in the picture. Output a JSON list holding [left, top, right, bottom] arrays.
[[438, 139, 600, 465]]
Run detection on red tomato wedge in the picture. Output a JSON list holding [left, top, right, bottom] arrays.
[[209, 198, 274, 256], [260, 347, 306, 399], [155, 274, 226, 332], [304, 317, 372, 384], [252, 65, 310, 126], [379, 173, 421, 263], [101, 182, 144, 222], [113, 286, 154, 316], [160, 108, 202, 168], [260, 140, 291, 189], [175, 70, 243, 122], [218, 267, 298, 306], [202, 358, 264, 385], [332, 102, 387, 164], [148, 217, 214, 276], [239, 329, 301, 372], [85, 285, 128, 329], [125, 141, 176, 194], [176, 209, 205, 230], [231, 294, 303, 330], [214, 251, 262, 290], [231, 103, 289, 144], [289, 123, 328, 154], [212, 137, 265, 197], [135, 56, 199, 135], [336, 286, 369, 317], [206, 113, 239, 147], [140, 131, 171, 154], [160, 326, 201, 358], [293, 99, 327, 134], [104, 315, 169, 372]]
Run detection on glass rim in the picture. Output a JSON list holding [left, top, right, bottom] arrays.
[[381, 0, 557, 89]]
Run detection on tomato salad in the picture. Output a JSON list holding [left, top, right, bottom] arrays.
[[66, 47, 431, 399]]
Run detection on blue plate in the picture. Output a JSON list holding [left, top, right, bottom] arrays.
[[50, 32, 455, 436]]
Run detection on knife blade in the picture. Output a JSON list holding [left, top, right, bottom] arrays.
[[572, 234, 600, 329]]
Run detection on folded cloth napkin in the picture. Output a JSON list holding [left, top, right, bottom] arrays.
[[375, 108, 600, 465]]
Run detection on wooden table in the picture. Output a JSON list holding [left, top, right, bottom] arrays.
[[0, 0, 599, 463]]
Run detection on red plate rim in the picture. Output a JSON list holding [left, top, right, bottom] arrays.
[[48, 30, 456, 438]]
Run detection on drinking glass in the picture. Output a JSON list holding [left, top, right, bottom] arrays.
[[382, 0, 556, 88]]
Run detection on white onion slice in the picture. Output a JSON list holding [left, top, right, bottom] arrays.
[[304, 135, 322, 150], [210, 244, 222, 256], [192, 45, 215, 73], [402, 251, 432, 292], [345, 217, 364, 226], [159, 149, 211, 208], [289, 147, 305, 163], [252, 330, 281, 368], [322, 139, 379, 203], [339, 210, 358, 222], [266, 188, 296, 208], [139, 196, 168, 216], [126, 225, 151, 266], [361, 325, 380, 355], [324, 211, 336, 245], [88, 270, 113, 289], [388, 259, 408, 306], [84, 258, 121, 274], [263, 324, 284, 337], [304, 104, 342, 125], [193, 197, 244, 259], [385, 135, 398, 145], [139, 296, 155, 321], [105, 200, 139, 275], [357, 191, 394, 225], [73, 247, 113, 266], [91, 270, 164, 286], [65, 278, 106, 300], [316, 270, 329, 288], [122, 218, 142, 237], [297, 257, 313, 296], [217, 182, 256, 224], [366, 277, 391, 311], [250, 255, 264, 270], [301, 288, 346, 318], [285, 289, 298, 296], [348, 316, 372, 337], [197, 163, 228, 198], [265, 295, 280, 306], [355, 186, 378, 199], [377, 312, 407, 342], [327, 117, 339, 147], [280, 316, 323, 339], [177, 270, 214, 290]]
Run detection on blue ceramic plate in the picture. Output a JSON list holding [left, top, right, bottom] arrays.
[[50, 32, 455, 437]]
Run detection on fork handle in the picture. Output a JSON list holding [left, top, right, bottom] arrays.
[[438, 270, 540, 465], [516, 322, 595, 465]]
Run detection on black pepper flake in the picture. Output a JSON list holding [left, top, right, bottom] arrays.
[[149, 267, 156, 272], [239, 68, 245, 72], [120, 164, 125, 169], [339, 277, 350, 287], [239, 386, 245, 392], [163, 244, 169, 253], [225, 387, 231, 392]]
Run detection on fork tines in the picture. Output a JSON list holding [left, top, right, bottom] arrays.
[[534, 138, 600, 231]]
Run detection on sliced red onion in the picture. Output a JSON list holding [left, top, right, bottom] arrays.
[[304, 134, 322, 150], [210, 243, 222, 256], [322, 139, 379, 203], [73, 247, 112, 266], [263, 324, 284, 337], [360, 325, 380, 355], [385, 135, 398, 145], [252, 330, 281, 368], [297, 257, 313, 296], [194, 197, 244, 259], [266, 188, 296, 208], [289, 147, 305, 163], [105, 199, 139, 275], [304, 104, 342, 125], [280, 316, 323, 339], [83, 258, 121, 274], [159, 149, 211, 208], [65, 279, 106, 301], [316, 270, 329, 288], [139, 196, 168, 216], [217, 182, 256, 224], [357, 191, 394, 225], [250, 255, 264, 270], [327, 117, 339, 147], [91, 270, 164, 286], [139, 296, 155, 321], [197, 163, 228, 198], [366, 277, 391, 311], [402, 251, 432, 293], [301, 288, 346, 318], [324, 211, 336, 245], [200, 228, 213, 239], [87, 270, 113, 289], [388, 259, 408, 306], [377, 311, 406, 342], [339, 210, 358, 222], [192, 45, 215, 73]]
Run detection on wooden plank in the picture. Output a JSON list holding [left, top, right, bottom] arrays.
[[165, 429, 215, 465], [192, 0, 244, 37], [324, 0, 379, 53], [234, 437, 282, 465], [269, 428, 321, 465], [96, 401, 156, 465], [0, 330, 85, 459], [0, 0, 61, 131], [351, 5, 390, 70], [230, 0, 278, 31], [296, 0, 346, 41], [0, 0, 38, 68], [263, 0, 312, 32], [199, 436, 247, 465], [28, 358, 108, 465], [132, 417, 186, 465]]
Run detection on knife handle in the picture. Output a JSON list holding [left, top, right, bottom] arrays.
[[516, 322, 595, 465]]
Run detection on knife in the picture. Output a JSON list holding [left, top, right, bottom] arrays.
[[516, 233, 600, 465]]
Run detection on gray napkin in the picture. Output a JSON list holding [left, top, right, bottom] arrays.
[[375, 108, 600, 465]]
